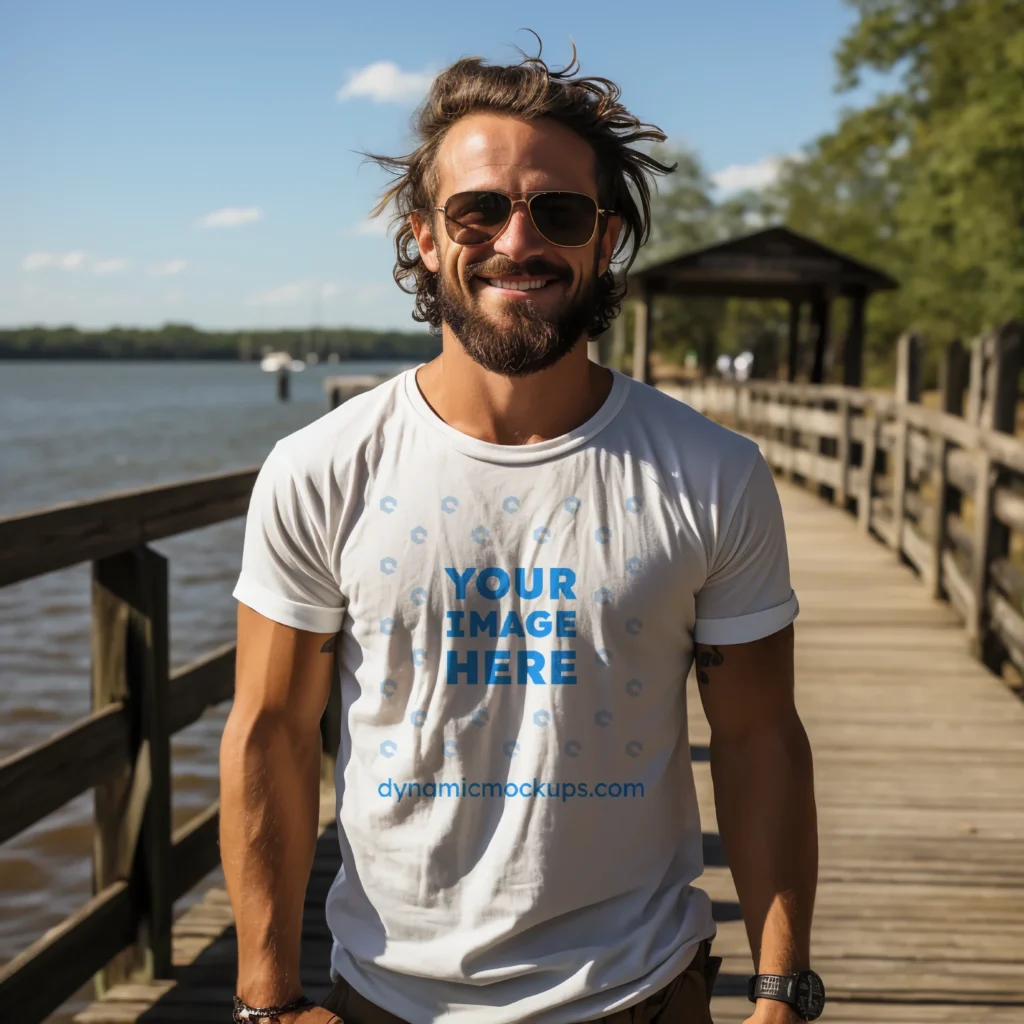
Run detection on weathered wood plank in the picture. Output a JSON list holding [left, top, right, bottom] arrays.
[[0, 468, 257, 586], [170, 800, 221, 904], [0, 701, 130, 844], [0, 880, 136, 1023], [167, 643, 236, 736]]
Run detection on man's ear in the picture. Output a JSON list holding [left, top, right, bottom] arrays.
[[597, 213, 623, 278], [410, 210, 441, 273]]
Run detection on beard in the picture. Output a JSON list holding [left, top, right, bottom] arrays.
[[435, 255, 603, 377]]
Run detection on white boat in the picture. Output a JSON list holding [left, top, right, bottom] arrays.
[[259, 351, 306, 373]]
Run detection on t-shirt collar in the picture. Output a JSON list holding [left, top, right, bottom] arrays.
[[401, 364, 630, 465]]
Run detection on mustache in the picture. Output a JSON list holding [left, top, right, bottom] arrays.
[[468, 259, 569, 281]]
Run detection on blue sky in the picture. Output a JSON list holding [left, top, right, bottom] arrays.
[[1, 0, 868, 332]]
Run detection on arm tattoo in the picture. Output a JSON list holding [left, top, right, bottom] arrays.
[[320, 634, 339, 654], [696, 645, 724, 686]]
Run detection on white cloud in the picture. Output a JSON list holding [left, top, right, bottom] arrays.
[[246, 279, 385, 308], [198, 206, 263, 229], [93, 257, 131, 274], [149, 259, 187, 277], [246, 280, 315, 307], [711, 155, 788, 194], [352, 217, 391, 236], [23, 250, 87, 271], [336, 61, 435, 103]]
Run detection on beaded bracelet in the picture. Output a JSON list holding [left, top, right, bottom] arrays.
[[232, 994, 318, 1022]]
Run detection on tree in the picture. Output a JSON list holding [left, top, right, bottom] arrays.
[[636, 143, 789, 368], [771, 0, 1024, 383]]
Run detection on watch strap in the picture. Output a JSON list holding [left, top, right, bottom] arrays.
[[747, 973, 798, 1006]]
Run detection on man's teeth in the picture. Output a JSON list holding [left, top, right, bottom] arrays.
[[484, 279, 551, 291]]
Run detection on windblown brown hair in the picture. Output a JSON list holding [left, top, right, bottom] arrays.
[[359, 32, 677, 337]]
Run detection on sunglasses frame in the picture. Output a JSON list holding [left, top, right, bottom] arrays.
[[432, 190, 615, 249]]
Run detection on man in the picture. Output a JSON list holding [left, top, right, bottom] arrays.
[[222, 38, 819, 1024]]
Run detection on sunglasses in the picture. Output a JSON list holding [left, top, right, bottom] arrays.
[[433, 190, 614, 248]]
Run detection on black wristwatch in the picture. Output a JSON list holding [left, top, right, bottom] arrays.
[[747, 970, 825, 1020]]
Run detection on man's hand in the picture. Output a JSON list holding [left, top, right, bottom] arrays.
[[221, 604, 338, 1012], [695, 623, 818, 981]]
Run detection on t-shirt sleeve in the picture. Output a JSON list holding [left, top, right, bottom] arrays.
[[232, 445, 345, 634], [693, 451, 799, 645]]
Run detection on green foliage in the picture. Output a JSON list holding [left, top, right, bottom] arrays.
[[638, 143, 789, 366], [0, 324, 440, 361], [770, 0, 1024, 383]]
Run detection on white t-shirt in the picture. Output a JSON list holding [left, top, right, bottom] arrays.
[[233, 367, 798, 1024]]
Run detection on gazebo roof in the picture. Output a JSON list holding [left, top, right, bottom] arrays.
[[626, 225, 898, 301]]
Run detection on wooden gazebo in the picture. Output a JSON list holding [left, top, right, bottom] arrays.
[[620, 226, 898, 387]]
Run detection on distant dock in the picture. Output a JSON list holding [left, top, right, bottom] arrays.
[[325, 369, 412, 408]]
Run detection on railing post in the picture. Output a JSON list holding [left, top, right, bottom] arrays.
[[859, 409, 879, 534], [969, 323, 1023, 667], [836, 397, 851, 510], [92, 545, 173, 993], [931, 340, 969, 599], [890, 332, 921, 553], [632, 291, 651, 385]]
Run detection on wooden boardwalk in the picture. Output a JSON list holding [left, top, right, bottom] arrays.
[[75, 480, 1024, 1024]]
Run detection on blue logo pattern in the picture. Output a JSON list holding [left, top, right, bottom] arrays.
[[373, 489, 652, 775]]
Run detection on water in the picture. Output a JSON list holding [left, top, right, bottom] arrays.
[[0, 359, 416, 1010]]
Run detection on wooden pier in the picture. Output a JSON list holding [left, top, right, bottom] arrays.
[[2, 327, 1023, 1022]]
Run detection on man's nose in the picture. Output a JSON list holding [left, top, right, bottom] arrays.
[[491, 202, 547, 263]]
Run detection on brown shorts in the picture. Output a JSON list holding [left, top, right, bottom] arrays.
[[321, 940, 722, 1023]]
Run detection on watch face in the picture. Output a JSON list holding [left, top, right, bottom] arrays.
[[796, 971, 826, 1020]]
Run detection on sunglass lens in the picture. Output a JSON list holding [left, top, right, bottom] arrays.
[[531, 193, 598, 246], [444, 191, 512, 245]]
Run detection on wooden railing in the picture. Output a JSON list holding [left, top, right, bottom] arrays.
[[662, 321, 1024, 680], [0, 469, 342, 1024]]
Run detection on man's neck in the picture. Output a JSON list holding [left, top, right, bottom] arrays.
[[414, 332, 614, 447]]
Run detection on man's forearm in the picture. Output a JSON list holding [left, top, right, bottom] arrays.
[[220, 708, 322, 1004], [710, 715, 818, 974]]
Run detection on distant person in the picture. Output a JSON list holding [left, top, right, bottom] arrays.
[[221, 34, 822, 1024]]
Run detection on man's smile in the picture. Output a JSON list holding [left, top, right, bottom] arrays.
[[473, 275, 564, 297]]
